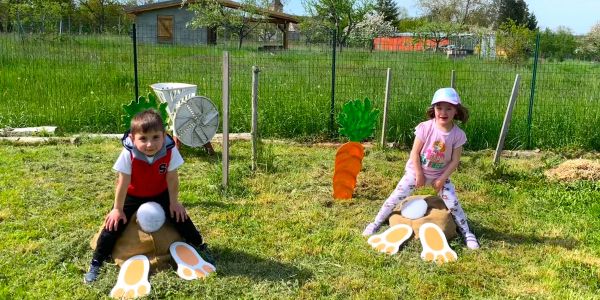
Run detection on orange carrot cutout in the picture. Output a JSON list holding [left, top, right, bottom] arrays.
[[333, 98, 379, 200]]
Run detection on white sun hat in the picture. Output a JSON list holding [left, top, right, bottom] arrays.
[[431, 87, 461, 106]]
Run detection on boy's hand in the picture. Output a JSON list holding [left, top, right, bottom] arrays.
[[104, 208, 127, 231], [170, 201, 188, 223], [433, 179, 446, 193]]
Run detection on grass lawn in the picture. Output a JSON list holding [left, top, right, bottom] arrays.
[[0, 139, 599, 299]]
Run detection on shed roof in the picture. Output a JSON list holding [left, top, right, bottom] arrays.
[[125, 0, 299, 24]]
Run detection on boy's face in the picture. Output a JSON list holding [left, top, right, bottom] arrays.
[[129, 130, 165, 156]]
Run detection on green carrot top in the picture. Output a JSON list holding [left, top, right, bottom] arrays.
[[122, 93, 170, 131], [336, 97, 380, 142]]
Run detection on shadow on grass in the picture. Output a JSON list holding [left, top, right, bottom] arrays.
[[472, 221, 578, 249], [212, 246, 313, 283], [178, 146, 215, 160], [184, 199, 237, 210]]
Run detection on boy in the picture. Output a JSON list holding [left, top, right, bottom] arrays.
[[84, 109, 213, 283]]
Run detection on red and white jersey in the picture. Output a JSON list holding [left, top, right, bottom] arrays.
[[113, 134, 183, 197]]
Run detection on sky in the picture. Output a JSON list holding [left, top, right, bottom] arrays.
[[284, 0, 600, 35]]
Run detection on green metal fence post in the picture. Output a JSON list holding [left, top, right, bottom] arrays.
[[132, 23, 139, 101], [330, 26, 337, 136], [527, 32, 540, 149]]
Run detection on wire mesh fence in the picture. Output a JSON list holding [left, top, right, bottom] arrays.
[[1, 25, 599, 150]]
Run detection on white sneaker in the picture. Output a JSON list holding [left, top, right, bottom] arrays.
[[362, 223, 380, 237], [465, 233, 480, 250]]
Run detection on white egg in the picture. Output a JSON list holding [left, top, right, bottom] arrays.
[[137, 202, 166, 233], [400, 198, 428, 220]]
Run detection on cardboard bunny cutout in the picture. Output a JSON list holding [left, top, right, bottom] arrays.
[[91, 202, 215, 298], [368, 195, 459, 265]]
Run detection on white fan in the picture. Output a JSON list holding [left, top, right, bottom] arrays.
[[173, 96, 219, 147]]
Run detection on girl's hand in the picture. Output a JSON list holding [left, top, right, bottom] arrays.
[[104, 208, 127, 231], [415, 173, 426, 188], [433, 179, 445, 193], [170, 201, 188, 223]]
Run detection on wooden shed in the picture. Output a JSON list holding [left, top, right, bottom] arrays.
[[125, 0, 299, 47]]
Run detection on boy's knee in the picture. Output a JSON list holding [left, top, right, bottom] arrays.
[[101, 226, 124, 238]]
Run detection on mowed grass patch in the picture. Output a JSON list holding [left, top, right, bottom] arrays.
[[0, 140, 599, 299]]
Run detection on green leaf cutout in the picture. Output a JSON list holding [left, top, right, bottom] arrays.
[[121, 92, 170, 131], [337, 97, 380, 142]]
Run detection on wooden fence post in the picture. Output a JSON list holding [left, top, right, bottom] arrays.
[[494, 74, 521, 165], [251, 66, 260, 171], [380, 68, 391, 148], [222, 52, 230, 189]]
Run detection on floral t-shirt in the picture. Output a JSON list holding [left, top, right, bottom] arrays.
[[405, 119, 467, 178]]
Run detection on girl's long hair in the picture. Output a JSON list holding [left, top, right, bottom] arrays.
[[426, 104, 469, 123]]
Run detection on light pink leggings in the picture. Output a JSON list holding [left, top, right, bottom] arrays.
[[371, 173, 475, 238]]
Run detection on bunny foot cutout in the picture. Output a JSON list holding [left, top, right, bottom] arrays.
[[169, 242, 216, 280], [419, 223, 457, 265], [367, 224, 413, 255], [110, 255, 151, 299]]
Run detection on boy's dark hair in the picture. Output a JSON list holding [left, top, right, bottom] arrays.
[[130, 109, 165, 135], [426, 104, 469, 123]]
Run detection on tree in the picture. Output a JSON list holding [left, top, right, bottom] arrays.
[[374, 0, 399, 26], [298, 16, 331, 45], [415, 20, 463, 52], [525, 11, 537, 30], [464, 0, 497, 27], [0, 0, 12, 32], [539, 27, 577, 61], [0, 0, 131, 34], [496, 19, 534, 66], [496, 0, 536, 30], [78, 0, 126, 33], [5, 0, 73, 34], [349, 10, 395, 50], [186, 0, 270, 49], [303, 0, 374, 49], [416, 0, 495, 27], [396, 16, 427, 32], [417, 0, 460, 22], [577, 21, 600, 61]]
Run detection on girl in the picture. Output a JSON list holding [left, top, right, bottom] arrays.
[[362, 87, 479, 250]]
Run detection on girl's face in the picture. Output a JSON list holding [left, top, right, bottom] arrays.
[[434, 102, 457, 126], [130, 130, 165, 156]]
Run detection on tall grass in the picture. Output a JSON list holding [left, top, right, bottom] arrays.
[[1, 33, 599, 150]]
